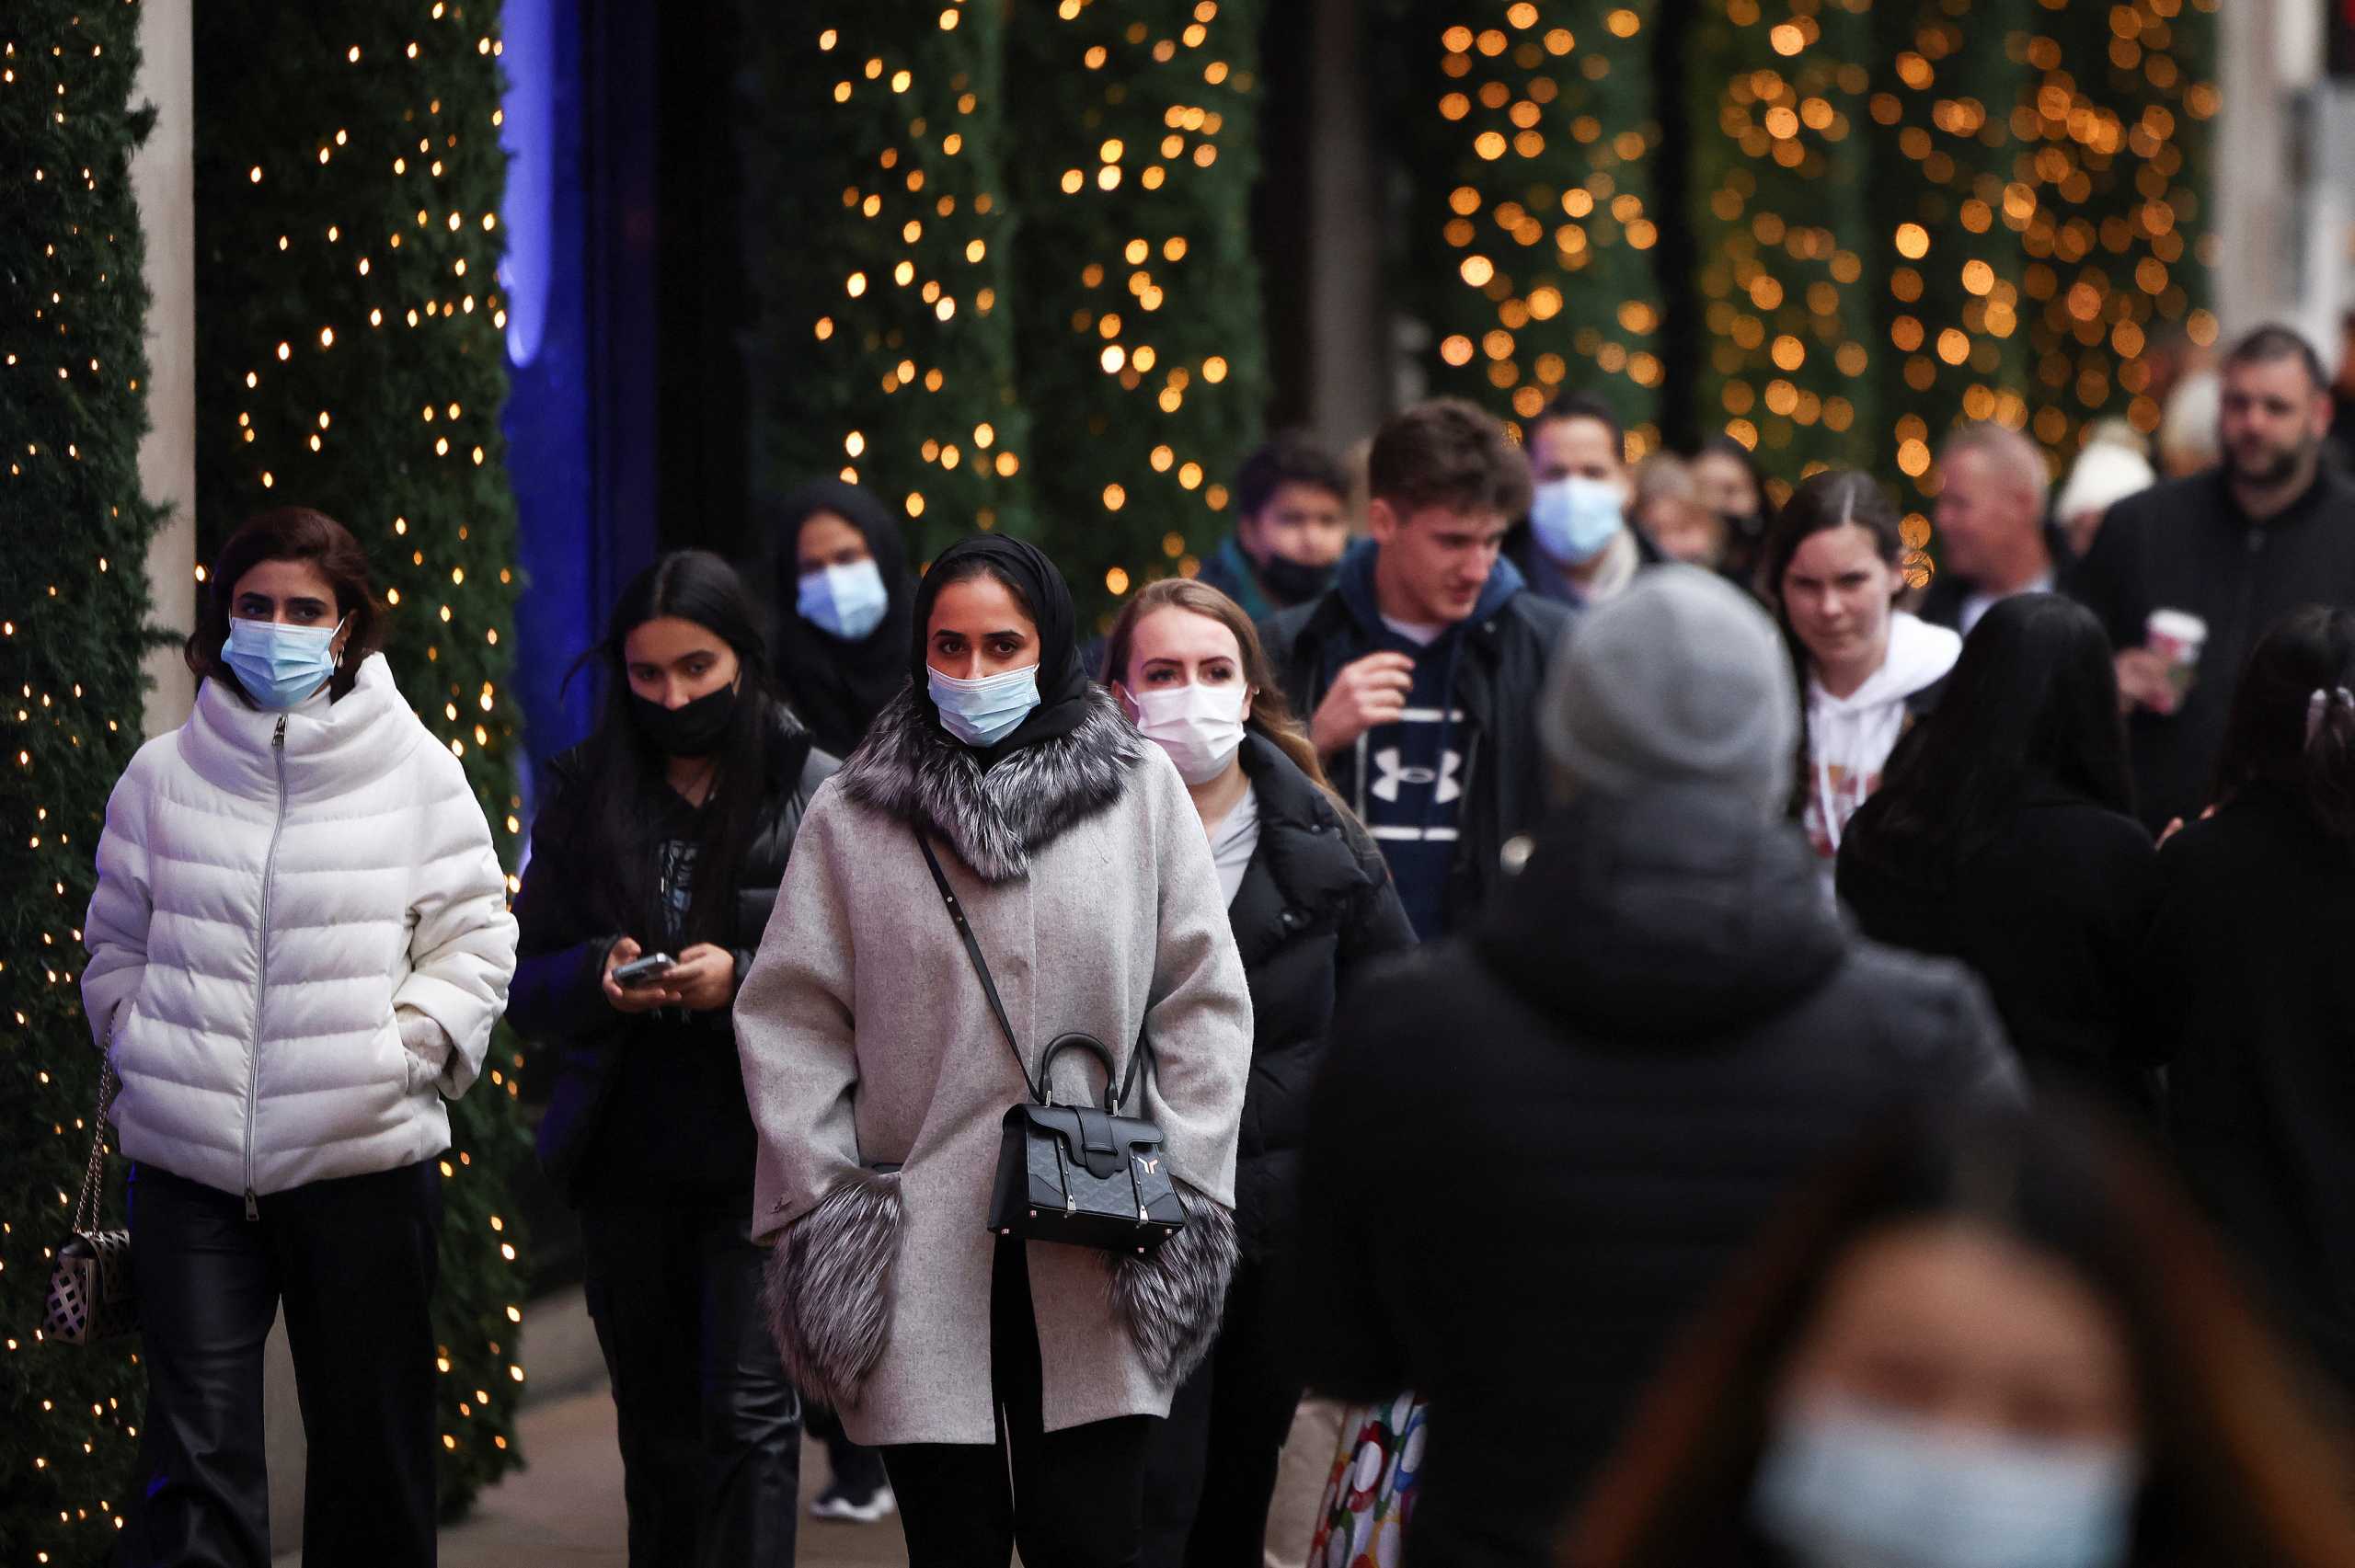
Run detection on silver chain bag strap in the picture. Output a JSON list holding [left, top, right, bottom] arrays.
[[44, 1058, 135, 1345]]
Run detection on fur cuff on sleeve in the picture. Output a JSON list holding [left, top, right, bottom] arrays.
[[1109, 1187, 1237, 1385], [761, 1169, 902, 1411]]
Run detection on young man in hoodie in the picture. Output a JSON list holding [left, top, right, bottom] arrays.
[[1265, 398, 1567, 939], [1290, 567, 2021, 1568], [1193, 433, 1354, 624]]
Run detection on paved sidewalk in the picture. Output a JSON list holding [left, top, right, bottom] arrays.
[[440, 1386, 909, 1568], [273, 1380, 911, 1568]]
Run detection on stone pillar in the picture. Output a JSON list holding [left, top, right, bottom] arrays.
[[131, 0, 196, 737], [1304, 0, 1390, 453]]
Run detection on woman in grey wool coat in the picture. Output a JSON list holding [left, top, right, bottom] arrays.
[[735, 533, 1254, 1567]]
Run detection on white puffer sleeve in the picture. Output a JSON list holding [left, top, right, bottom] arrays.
[[391, 747, 518, 1096], [82, 745, 163, 1051]]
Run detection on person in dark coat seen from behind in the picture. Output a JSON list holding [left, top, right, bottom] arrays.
[[1290, 566, 2023, 1568], [2144, 604, 2355, 1401], [1838, 593, 2159, 1113]]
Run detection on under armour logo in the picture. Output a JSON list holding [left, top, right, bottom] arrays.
[[1370, 746, 1463, 805]]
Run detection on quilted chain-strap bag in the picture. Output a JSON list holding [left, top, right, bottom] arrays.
[[44, 1058, 136, 1345]]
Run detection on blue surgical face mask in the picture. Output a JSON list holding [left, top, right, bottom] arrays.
[[222, 615, 348, 709], [797, 558, 890, 642], [1753, 1399, 2140, 1568], [928, 662, 1041, 748], [1529, 475, 1626, 566]]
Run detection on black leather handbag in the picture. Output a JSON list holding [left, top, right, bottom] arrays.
[[915, 830, 1187, 1255]]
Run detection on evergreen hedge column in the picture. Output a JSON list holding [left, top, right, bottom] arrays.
[[1864, 0, 2038, 527], [1003, 0, 1269, 625], [740, 1, 1035, 562], [1402, 0, 1668, 451], [2011, 0, 2217, 462], [190, 0, 532, 1514], [1686, 0, 1882, 486], [0, 3, 167, 1557]]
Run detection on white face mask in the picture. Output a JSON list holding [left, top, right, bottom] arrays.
[[1752, 1398, 2140, 1568], [1127, 681, 1248, 784]]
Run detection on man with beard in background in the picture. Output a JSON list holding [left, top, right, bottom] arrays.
[[2070, 325, 2355, 832]]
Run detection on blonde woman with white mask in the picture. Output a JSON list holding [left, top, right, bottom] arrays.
[[1104, 578, 1415, 1568]]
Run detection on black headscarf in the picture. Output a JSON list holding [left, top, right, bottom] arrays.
[[912, 534, 1095, 757], [768, 478, 914, 757]]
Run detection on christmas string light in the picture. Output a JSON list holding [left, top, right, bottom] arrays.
[[741, 3, 1037, 564], [187, 0, 533, 1514], [1693, 0, 1883, 483], [1004, 0, 1269, 619], [1414, 1, 1667, 453], [2009, 0, 2218, 463], [2, 2, 170, 1558]]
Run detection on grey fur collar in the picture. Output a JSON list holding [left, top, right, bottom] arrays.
[[838, 685, 1147, 883]]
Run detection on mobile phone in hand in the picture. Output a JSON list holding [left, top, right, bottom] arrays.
[[613, 953, 677, 990]]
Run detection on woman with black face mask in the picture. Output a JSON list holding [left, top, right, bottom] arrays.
[[507, 551, 837, 1568]]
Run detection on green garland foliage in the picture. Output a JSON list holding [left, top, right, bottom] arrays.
[[189, 0, 531, 1516], [1686, 0, 1882, 482], [0, 8, 167, 1561], [739, 4, 1036, 563], [1398, 0, 1667, 451], [1864, 0, 2039, 522], [2010, 0, 2217, 462], [1002, 0, 1270, 625]]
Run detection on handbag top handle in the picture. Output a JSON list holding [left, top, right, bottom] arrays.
[[913, 828, 1149, 1112]]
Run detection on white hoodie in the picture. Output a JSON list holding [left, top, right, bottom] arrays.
[[1801, 611, 1961, 858]]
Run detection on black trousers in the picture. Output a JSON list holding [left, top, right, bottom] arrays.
[[120, 1160, 442, 1568], [580, 1202, 802, 1568], [882, 1236, 1153, 1568], [1140, 1253, 1303, 1568], [805, 1403, 890, 1495]]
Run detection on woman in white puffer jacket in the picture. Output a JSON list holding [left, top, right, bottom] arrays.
[[81, 507, 517, 1568]]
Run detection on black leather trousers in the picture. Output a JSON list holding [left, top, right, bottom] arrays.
[[119, 1161, 442, 1568], [580, 1202, 803, 1568]]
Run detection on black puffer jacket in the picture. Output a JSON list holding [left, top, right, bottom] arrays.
[[511, 704, 836, 1201], [1292, 784, 2021, 1568], [1225, 734, 1416, 1256]]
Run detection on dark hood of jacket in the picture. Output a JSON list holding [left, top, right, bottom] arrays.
[[1476, 783, 1847, 1041], [1329, 533, 1524, 644]]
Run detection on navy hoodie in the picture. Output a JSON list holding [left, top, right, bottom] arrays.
[[1330, 545, 1523, 939]]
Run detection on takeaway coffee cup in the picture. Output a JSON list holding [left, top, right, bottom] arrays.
[[2146, 608, 2208, 704]]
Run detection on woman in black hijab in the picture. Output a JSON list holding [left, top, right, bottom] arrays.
[[769, 479, 916, 758], [733, 532, 1253, 1567]]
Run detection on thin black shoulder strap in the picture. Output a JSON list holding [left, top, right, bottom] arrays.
[[913, 829, 1041, 1104]]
